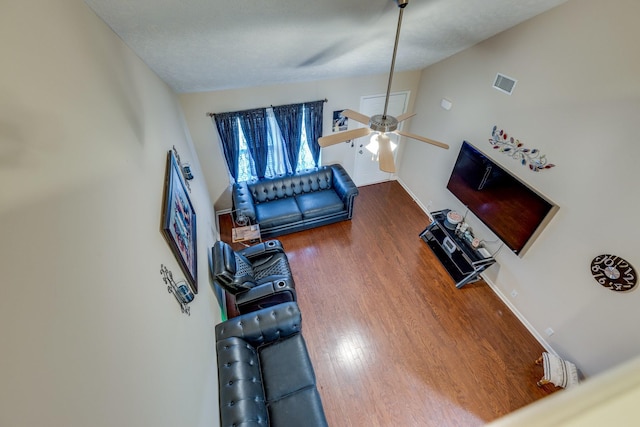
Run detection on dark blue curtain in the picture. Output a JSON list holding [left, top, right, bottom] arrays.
[[212, 112, 240, 181], [238, 108, 269, 179], [272, 103, 304, 172], [212, 100, 325, 181], [303, 100, 324, 167]]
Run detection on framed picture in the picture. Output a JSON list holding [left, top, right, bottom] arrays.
[[333, 110, 348, 132], [161, 150, 198, 293]]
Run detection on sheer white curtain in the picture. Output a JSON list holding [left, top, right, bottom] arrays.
[[265, 108, 291, 176], [296, 109, 315, 172]]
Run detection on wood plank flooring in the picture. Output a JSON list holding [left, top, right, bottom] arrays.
[[218, 181, 555, 426]]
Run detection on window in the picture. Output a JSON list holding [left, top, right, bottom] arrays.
[[212, 100, 324, 183]]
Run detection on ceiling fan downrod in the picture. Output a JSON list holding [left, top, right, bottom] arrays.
[[381, 0, 408, 121]]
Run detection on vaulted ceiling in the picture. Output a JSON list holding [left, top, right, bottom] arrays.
[[85, 0, 567, 93]]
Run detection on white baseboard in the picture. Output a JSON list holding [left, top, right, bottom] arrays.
[[396, 177, 556, 355], [395, 178, 435, 221], [480, 274, 556, 355]]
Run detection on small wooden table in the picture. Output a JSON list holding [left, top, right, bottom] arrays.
[[232, 224, 261, 244]]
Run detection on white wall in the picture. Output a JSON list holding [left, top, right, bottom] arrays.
[[0, 2, 221, 426], [179, 71, 422, 208], [398, 0, 640, 377]]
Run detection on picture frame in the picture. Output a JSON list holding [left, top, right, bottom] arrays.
[[161, 150, 198, 293], [332, 109, 348, 132]]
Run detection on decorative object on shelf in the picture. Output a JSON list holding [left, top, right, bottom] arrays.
[[160, 264, 193, 315], [489, 126, 555, 172], [590, 254, 637, 292], [172, 145, 193, 190], [161, 150, 198, 293], [445, 210, 462, 230], [181, 163, 194, 180]]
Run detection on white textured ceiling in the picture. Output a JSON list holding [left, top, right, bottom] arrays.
[[84, 0, 567, 93]]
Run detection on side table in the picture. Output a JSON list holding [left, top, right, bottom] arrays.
[[232, 224, 261, 245]]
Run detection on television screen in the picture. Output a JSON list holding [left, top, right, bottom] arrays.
[[446, 141, 557, 255]]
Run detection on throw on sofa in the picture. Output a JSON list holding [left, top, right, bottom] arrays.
[[232, 163, 358, 238], [216, 302, 328, 427]]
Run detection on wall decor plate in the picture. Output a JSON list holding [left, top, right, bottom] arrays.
[[590, 254, 637, 292], [161, 150, 198, 293]]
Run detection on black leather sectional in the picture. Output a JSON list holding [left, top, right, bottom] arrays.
[[232, 163, 359, 238]]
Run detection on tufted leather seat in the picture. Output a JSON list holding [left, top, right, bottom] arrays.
[[215, 302, 328, 427], [232, 164, 359, 238], [211, 240, 296, 314]]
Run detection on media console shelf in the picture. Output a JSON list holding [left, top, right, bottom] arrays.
[[420, 209, 496, 288]]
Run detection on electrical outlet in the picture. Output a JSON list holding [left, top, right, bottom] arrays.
[[545, 327, 555, 337], [510, 290, 518, 298]]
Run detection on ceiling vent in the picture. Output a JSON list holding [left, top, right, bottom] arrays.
[[493, 73, 517, 95]]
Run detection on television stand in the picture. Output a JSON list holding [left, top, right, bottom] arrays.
[[420, 210, 496, 288]]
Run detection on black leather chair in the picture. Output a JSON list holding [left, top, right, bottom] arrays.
[[210, 240, 296, 314]]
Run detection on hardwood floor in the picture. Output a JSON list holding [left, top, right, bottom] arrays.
[[218, 181, 555, 426]]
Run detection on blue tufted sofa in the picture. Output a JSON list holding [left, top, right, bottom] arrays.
[[215, 302, 327, 427], [232, 164, 358, 238]]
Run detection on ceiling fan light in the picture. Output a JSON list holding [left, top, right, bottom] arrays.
[[366, 133, 380, 155], [367, 132, 399, 155]]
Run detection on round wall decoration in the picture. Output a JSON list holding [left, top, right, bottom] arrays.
[[590, 254, 637, 292]]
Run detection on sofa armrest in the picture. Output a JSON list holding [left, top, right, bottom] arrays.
[[330, 164, 359, 202], [215, 302, 302, 347], [238, 240, 285, 259], [232, 182, 257, 223]]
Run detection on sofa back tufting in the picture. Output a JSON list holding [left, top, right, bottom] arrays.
[[247, 167, 334, 203]]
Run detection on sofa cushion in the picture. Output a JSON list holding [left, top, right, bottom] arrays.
[[259, 333, 316, 402], [268, 386, 328, 427], [256, 198, 302, 229], [216, 337, 268, 426], [295, 190, 344, 220]]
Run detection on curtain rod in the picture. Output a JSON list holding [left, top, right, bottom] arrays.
[[206, 98, 327, 117]]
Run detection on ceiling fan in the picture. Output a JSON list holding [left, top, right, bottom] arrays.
[[318, 0, 449, 173]]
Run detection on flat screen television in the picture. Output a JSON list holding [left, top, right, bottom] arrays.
[[446, 141, 558, 256]]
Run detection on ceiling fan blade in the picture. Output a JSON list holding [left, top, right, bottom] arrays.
[[395, 130, 450, 150], [341, 109, 371, 126], [396, 111, 416, 122], [377, 134, 396, 173], [318, 127, 371, 147]]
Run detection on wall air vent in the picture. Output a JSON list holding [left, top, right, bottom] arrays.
[[493, 73, 517, 95]]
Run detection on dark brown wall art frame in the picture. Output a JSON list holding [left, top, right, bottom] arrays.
[[161, 150, 198, 293]]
